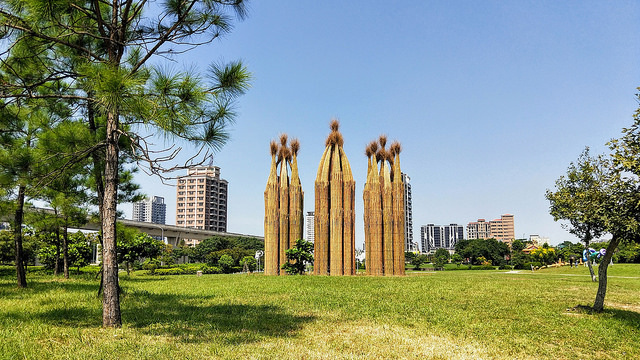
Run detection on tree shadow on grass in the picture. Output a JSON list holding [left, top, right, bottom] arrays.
[[1, 304, 102, 328], [569, 304, 640, 330], [0, 279, 315, 344], [604, 308, 640, 329], [123, 290, 315, 344]]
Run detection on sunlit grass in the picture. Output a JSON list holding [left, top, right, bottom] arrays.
[[0, 264, 638, 359]]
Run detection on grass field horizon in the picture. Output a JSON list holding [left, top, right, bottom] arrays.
[[1, 264, 639, 359]]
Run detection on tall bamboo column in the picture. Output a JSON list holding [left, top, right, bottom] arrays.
[[265, 135, 303, 275], [289, 139, 304, 247], [314, 120, 355, 275], [381, 148, 394, 275], [363, 136, 405, 276], [341, 147, 356, 275], [369, 142, 383, 275], [264, 141, 280, 275], [329, 143, 344, 275], [363, 145, 373, 274], [314, 146, 331, 275], [278, 137, 290, 272], [391, 142, 406, 275]]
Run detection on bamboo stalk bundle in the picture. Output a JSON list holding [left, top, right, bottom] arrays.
[[289, 139, 304, 248], [329, 145, 344, 275], [264, 141, 280, 275], [363, 136, 405, 276], [278, 136, 290, 274], [314, 120, 355, 276], [363, 143, 376, 274], [391, 141, 405, 275], [264, 135, 304, 276], [314, 145, 331, 275], [368, 141, 383, 275], [363, 156, 371, 273], [381, 150, 394, 276], [340, 147, 356, 275]]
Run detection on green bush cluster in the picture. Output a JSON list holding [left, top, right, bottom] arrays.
[[149, 263, 222, 276], [470, 264, 496, 270]]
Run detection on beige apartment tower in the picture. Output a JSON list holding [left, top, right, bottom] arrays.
[[176, 166, 228, 245], [490, 214, 515, 245], [467, 214, 515, 244], [467, 219, 491, 240]]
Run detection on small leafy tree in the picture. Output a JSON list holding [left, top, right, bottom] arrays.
[[451, 253, 463, 268], [240, 255, 256, 272], [116, 227, 164, 275], [218, 254, 235, 274], [281, 239, 314, 275], [411, 254, 427, 270], [546, 148, 608, 281], [39, 231, 92, 273], [530, 247, 557, 266]]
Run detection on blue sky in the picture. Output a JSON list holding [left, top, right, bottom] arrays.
[[122, 1, 640, 247]]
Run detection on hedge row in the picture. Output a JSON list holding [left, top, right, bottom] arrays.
[[147, 263, 223, 276]]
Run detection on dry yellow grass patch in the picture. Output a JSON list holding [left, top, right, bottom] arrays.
[[234, 321, 521, 360]]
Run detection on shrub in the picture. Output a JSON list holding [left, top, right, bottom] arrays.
[[498, 264, 513, 270], [142, 259, 160, 273], [470, 264, 496, 270], [153, 267, 186, 276], [148, 263, 224, 276]]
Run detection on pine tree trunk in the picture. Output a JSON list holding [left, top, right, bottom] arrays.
[[102, 112, 121, 328], [63, 220, 69, 279], [54, 226, 61, 276], [14, 185, 27, 288], [592, 237, 621, 312]]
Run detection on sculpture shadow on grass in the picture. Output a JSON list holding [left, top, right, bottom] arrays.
[[123, 289, 316, 344]]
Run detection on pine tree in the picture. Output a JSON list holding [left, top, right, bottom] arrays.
[[0, 0, 250, 327]]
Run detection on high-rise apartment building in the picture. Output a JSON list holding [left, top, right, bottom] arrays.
[[467, 219, 491, 240], [176, 166, 228, 234], [490, 214, 515, 244], [467, 214, 515, 244], [305, 211, 315, 243], [402, 173, 413, 251], [421, 224, 464, 253], [132, 196, 166, 224]]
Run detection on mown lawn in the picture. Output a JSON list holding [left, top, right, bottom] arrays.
[[0, 264, 638, 359]]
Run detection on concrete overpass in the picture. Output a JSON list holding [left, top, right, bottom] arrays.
[[12, 207, 263, 247], [82, 218, 263, 247]]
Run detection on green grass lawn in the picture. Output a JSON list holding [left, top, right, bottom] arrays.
[[1, 264, 638, 359]]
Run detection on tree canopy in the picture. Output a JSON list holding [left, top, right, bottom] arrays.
[[0, 0, 251, 327], [547, 92, 640, 311], [454, 238, 509, 266]]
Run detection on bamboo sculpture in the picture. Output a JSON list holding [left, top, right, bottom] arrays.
[[363, 136, 406, 275], [264, 134, 304, 275], [314, 120, 356, 275]]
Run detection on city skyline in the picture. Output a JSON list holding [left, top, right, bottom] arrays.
[[120, 2, 640, 247]]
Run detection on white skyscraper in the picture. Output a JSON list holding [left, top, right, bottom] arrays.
[[132, 196, 166, 224], [421, 224, 464, 253], [305, 211, 315, 243], [402, 173, 414, 251]]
